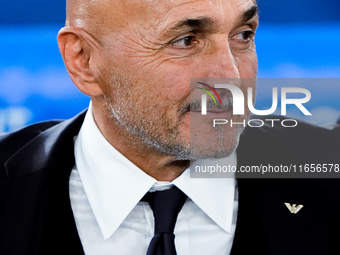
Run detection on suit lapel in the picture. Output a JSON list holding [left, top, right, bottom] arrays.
[[4, 111, 87, 255], [37, 113, 85, 255], [38, 158, 84, 255], [230, 178, 269, 254]]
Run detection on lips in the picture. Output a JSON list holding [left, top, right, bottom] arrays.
[[179, 95, 234, 118], [205, 107, 233, 113], [190, 107, 232, 113]]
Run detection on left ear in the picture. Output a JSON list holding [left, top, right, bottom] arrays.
[[57, 26, 103, 97]]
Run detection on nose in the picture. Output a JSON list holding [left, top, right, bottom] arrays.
[[201, 34, 240, 80]]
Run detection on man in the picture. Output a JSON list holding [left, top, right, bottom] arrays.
[[1, 0, 340, 254]]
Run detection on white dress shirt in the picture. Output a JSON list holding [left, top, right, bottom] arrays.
[[69, 103, 238, 255]]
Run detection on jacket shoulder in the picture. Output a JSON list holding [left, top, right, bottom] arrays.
[[0, 120, 63, 164], [0, 110, 87, 184]]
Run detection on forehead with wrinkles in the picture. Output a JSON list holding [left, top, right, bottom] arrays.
[[66, 0, 169, 32], [66, 0, 257, 40]]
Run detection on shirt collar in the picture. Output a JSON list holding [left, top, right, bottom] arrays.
[[75, 102, 236, 240], [173, 157, 236, 234]]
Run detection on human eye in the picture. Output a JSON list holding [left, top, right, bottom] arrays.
[[172, 35, 198, 48], [229, 29, 255, 50], [233, 30, 255, 42]]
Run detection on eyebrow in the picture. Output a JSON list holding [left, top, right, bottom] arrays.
[[169, 16, 215, 32], [239, 5, 259, 24], [164, 4, 259, 37]]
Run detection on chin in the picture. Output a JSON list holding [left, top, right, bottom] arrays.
[[189, 127, 242, 160]]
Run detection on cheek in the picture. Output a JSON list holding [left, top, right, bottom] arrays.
[[235, 48, 258, 78], [142, 62, 195, 102]]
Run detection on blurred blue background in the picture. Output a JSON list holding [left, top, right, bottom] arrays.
[[0, 0, 340, 132]]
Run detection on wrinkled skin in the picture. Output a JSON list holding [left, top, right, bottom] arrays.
[[58, 0, 259, 181]]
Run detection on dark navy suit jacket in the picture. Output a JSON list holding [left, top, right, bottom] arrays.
[[1, 110, 340, 255]]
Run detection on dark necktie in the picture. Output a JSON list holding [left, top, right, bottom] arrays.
[[142, 187, 187, 255]]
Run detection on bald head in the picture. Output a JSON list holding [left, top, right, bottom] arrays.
[[65, 0, 159, 39], [66, 0, 145, 41], [66, 0, 111, 35]]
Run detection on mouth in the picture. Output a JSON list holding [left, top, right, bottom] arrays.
[[190, 107, 233, 119], [190, 107, 233, 113], [189, 96, 233, 111], [178, 96, 234, 120], [179, 105, 233, 120]]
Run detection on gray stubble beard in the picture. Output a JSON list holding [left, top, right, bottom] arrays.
[[105, 72, 246, 160], [104, 73, 191, 160]]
